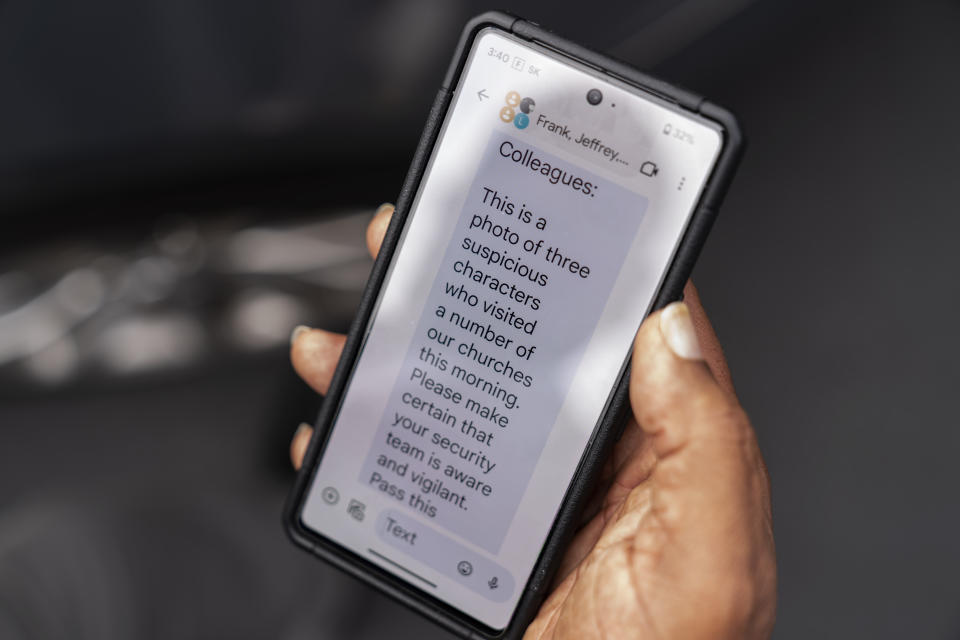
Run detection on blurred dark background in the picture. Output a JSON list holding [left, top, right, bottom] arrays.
[[1, 0, 958, 638]]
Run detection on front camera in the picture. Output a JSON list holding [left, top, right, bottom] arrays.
[[586, 89, 603, 106]]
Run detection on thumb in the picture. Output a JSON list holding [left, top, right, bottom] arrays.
[[629, 302, 776, 636], [630, 301, 771, 558], [631, 301, 748, 459]]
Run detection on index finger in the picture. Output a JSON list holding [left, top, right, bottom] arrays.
[[290, 203, 395, 395], [366, 203, 394, 259]]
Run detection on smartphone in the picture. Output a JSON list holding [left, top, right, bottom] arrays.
[[286, 12, 743, 639]]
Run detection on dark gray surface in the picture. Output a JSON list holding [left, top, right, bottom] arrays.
[[662, 1, 960, 637], [0, 361, 447, 640], [1, 0, 959, 638]]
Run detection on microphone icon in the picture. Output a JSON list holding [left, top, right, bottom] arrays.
[[487, 576, 499, 590]]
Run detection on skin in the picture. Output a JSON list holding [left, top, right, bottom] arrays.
[[290, 205, 776, 639]]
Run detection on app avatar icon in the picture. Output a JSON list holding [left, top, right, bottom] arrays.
[[499, 91, 535, 129]]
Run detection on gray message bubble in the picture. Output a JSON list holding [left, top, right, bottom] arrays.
[[359, 131, 647, 552]]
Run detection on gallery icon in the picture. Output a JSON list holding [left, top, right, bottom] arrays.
[[499, 91, 535, 129], [321, 486, 340, 505], [346, 499, 366, 522]]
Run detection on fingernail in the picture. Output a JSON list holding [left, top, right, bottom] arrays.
[[659, 302, 704, 360], [294, 422, 312, 439], [291, 422, 313, 470], [290, 325, 311, 346], [375, 202, 394, 216]]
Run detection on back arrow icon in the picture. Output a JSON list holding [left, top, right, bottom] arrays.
[[477, 89, 489, 101]]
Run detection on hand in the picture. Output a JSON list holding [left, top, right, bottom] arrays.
[[289, 205, 776, 640]]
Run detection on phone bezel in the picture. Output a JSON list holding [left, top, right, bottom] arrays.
[[284, 12, 744, 639]]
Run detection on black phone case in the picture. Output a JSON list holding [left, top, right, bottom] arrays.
[[285, 11, 744, 639]]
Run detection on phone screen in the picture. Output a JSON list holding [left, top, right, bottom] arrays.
[[298, 28, 723, 630]]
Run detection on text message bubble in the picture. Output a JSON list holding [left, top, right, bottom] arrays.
[[359, 131, 647, 552]]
